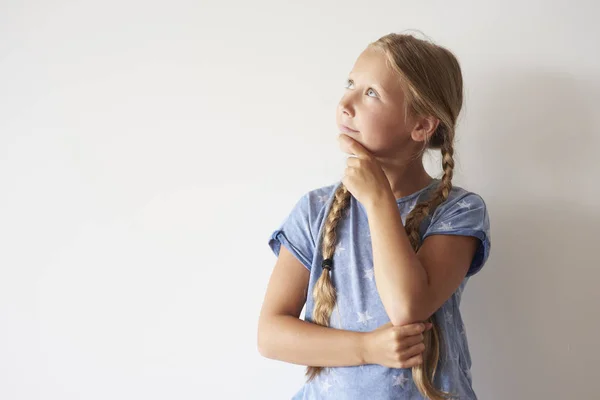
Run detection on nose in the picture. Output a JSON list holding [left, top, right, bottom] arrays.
[[338, 96, 354, 118]]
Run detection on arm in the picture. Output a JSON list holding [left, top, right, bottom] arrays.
[[257, 245, 366, 367], [365, 194, 477, 326], [258, 315, 366, 367]]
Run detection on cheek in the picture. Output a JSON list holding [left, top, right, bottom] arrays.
[[370, 111, 405, 138], [362, 111, 410, 150]]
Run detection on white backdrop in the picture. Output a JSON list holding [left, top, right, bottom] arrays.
[[1, 1, 599, 399]]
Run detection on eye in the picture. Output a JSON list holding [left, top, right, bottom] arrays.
[[345, 79, 378, 97]]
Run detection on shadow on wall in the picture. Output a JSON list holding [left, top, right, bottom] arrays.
[[462, 68, 600, 399]]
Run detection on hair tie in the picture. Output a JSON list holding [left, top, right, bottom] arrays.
[[321, 258, 333, 271]]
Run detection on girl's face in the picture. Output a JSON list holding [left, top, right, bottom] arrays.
[[336, 47, 417, 157]]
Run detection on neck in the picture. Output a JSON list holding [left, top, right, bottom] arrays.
[[376, 155, 433, 200]]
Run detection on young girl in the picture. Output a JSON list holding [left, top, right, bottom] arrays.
[[258, 32, 491, 400]]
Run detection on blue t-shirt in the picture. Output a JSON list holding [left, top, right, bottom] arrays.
[[268, 178, 491, 400]]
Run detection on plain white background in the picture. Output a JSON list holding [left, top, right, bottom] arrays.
[[1, 0, 599, 399]]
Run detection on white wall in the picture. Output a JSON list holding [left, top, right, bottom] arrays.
[[1, 1, 599, 399]]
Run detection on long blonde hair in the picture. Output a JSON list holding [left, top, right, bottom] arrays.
[[305, 32, 463, 399]]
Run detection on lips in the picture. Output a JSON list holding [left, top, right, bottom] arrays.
[[340, 124, 359, 133]]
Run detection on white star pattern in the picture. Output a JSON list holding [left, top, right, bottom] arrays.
[[319, 378, 332, 394], [457, 200, 471, 209], [328, 368, 341, 380], [357, 310, 374, 325], [392, 372, 410, 388], [437, 221, 453, 231], [276, 185, 485, 399], [334, 243, 346, 256], [445, 310, 453, 324]]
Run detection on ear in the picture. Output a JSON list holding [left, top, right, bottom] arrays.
[[410, 115, 440, 143]]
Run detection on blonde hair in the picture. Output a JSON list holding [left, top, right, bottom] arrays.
[[305, 32, 464, 399]]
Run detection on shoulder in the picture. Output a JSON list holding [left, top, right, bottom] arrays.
[[423, 182, 491, 248], [282, 180, 343, 235], [430, 183, 489, 223], [301, 181, 341, 217], [423, 182, 492, 276], [267, 181, 342, 270]]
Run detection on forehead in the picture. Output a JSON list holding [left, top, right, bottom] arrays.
[[349, 47, 405, 97]]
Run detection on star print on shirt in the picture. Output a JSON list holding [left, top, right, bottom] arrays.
[[363, 267, 374, 282], [445, 310, 453, 324], [392, 372, 410, 388], [457, 200, 471, 209], [318, 194, 329, 204], [334, 243, 346, 256], [319, 378, 333, 394], [437, 221, 453, 231], [357, 310, 374, 325]]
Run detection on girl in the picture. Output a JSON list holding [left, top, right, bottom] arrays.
[[258, 32, 491, 400]]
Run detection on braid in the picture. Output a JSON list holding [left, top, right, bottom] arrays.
[[408, 132, 457, 400], [304, 134, 457, 400], [305, 184, 352, 382]]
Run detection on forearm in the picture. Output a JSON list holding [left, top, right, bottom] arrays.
[[258, 315, 365, 367], [365, 194, 429, 326]]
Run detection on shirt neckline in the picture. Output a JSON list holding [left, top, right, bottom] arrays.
[[395, 178, 440, 203]]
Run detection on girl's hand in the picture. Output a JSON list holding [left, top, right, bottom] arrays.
[[361, 321, 433, 368], [337, 134, 394, 209]]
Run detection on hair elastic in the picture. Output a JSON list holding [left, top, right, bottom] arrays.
[[321, 258, 333, 271]]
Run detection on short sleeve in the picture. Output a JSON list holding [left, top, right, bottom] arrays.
[[422, 193, 491, 277], [268, 192, 316, 271]]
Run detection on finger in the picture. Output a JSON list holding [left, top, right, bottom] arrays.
[[400, 323, 429, 336], [338, 134, 372, 160], [401, 342, 426, 360], [346, 156, 360, 167], [398, 353, 424, 369], [400, 333, 425, 349]]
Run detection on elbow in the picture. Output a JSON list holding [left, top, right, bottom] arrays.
[[257, 332, 267, 357], [388, 302, 431, 326], [257, 341, 271, 359], [257, 328, 268, 358]]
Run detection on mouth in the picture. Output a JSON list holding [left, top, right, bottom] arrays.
[[339, 124, 359, 133]]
